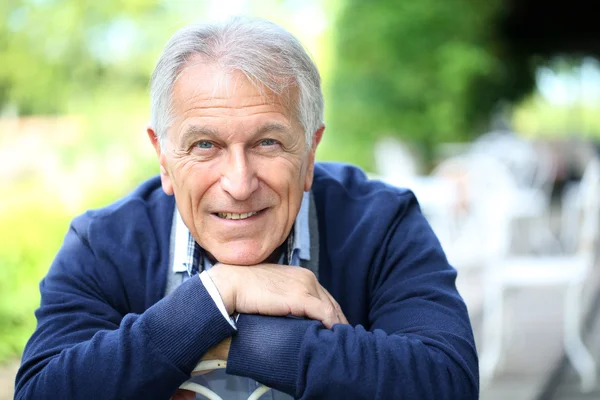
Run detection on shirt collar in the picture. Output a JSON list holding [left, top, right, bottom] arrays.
[[294, 191, 311, 261], [172, 191, 311, 273], [172, 210, 198, 273]]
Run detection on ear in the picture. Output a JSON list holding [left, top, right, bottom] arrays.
[[147, 126, 174, 195], [304, 125, 325, 192]]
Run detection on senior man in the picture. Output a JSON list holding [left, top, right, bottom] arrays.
[[15, 17, 478, 400]]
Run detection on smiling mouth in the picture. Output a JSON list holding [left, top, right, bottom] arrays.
[[215, 210, 264, 220]]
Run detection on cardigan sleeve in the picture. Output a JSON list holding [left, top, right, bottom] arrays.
[[226, 194, 479, 399], [14, 214, 236, 400]]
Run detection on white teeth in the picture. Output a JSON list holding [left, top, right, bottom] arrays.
[[217, 211, 260, 220]]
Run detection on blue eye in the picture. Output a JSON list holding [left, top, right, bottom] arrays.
[[195, 141, 213, 149], [260, 139, 277, 146]]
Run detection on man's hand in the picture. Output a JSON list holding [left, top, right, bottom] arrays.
[[208, 263, 348, 329], [202, 336, 231, 362]]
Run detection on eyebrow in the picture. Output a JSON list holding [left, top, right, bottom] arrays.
[[179, 125, 219, 148], [179, 122, 292, 148], [254, 122, 292, 136]]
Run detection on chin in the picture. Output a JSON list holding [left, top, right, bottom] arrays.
[[211, 245, 270, 266]]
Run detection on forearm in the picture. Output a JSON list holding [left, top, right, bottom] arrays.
[[15, 277, 236, 400], [297, 322, 478, 399], [227, 314, 478, 400]]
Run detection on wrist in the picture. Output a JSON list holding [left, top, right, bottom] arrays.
[[207, 264, 236, 315]]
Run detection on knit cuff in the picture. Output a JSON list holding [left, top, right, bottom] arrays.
[[226, 314, 315, 396], [142, 276, 236, 373]]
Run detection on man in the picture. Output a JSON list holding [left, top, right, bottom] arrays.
[[15, 17, 478, 399]]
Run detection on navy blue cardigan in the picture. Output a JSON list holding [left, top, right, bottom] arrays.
[[15, 163, 478, 399]]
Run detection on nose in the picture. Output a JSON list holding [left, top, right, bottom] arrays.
[[220, 147, 259, 201]]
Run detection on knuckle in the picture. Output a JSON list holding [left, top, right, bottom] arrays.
[[288, 302, 303, 316], [298, 267, 315, 282], [324, 305, 336, 319], [333, 302, 342, 312]]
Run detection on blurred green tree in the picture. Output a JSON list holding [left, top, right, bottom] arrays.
[[0, 0, 182, 115], [326, 0, 536, 171]]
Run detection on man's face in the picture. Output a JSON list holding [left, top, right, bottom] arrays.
[[148, 57, 323, 266]]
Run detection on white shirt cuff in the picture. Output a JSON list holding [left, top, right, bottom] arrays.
[[199, 271, 236, 329]]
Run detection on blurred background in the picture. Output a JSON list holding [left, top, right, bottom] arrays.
[[2, 0, 600, 398]]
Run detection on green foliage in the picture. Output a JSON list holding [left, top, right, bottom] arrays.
[[0, 96, 157, 363], [0, 0, 183, 115], [326, 0, 534, 170], [0, 180, 72, 360], [0, 159, 156, 362], [514, 96, 600, 139]]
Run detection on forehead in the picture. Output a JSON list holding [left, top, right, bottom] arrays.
[[171, 55, 295, 118]]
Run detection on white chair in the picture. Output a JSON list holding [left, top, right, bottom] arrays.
[[471, 132, 559, 254], [479, 157, 600, 392], [373, 136, 420, 182], [510, 142, 561, 254], [430, 154, 517, 272]]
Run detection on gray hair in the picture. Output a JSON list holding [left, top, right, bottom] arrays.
[[150, 16, 324, 149]]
